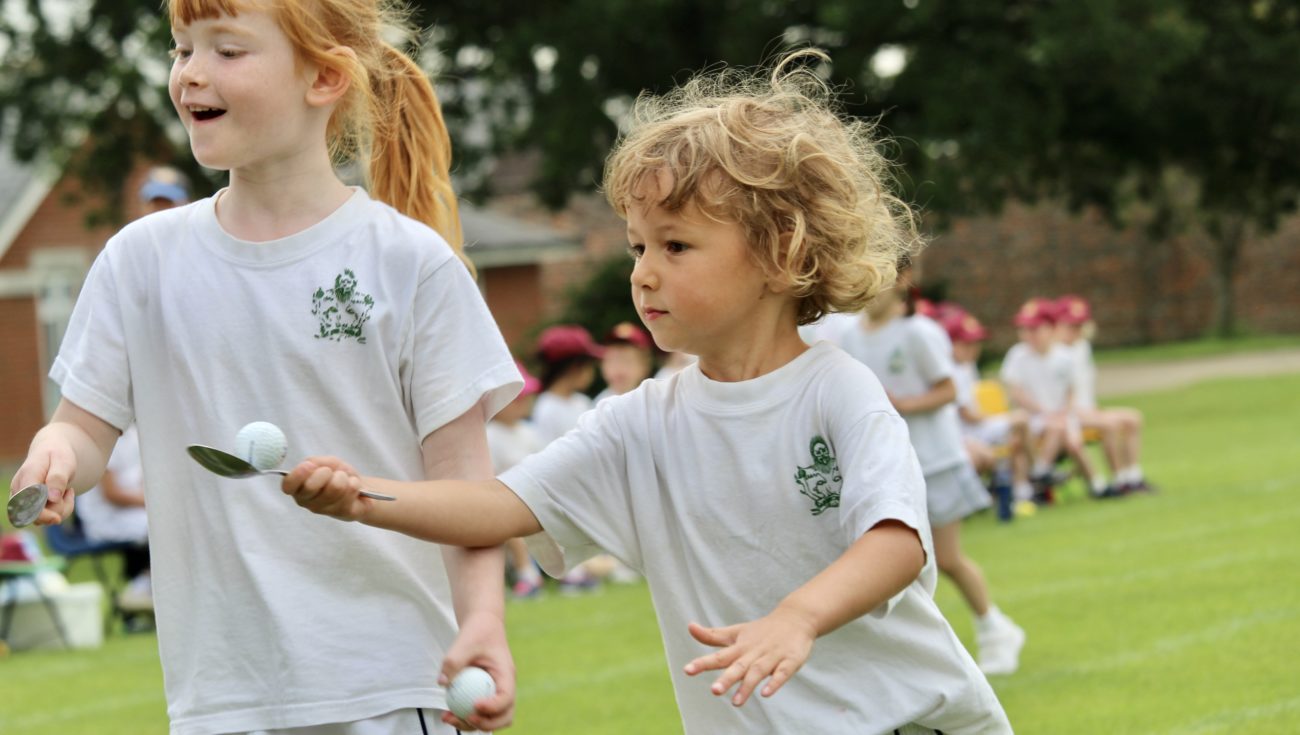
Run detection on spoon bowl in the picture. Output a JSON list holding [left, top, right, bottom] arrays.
[[187, 445, 396, 502], [6, 483, 48, 528]]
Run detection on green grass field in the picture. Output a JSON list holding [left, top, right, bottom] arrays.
[[3, 371, 1299, 734]]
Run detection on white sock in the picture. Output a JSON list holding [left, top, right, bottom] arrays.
[[1013, 482, 1034, 501], [1032, 462, 1051, 477], [517, 565, 542, 583], [1092, 477, 1111, 494], [1130, 465, 1144, 482], [977, 605, 1006, 632]]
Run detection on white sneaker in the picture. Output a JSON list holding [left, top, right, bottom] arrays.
[[977, 615, 1025, 676], [117, 573, 154, 612]]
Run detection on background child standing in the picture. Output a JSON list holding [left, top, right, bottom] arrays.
[[837, 261, 1026, 675], [487, 360, 548, 598], [9, 0, 521, 732], [281, 52, 1011, 733]]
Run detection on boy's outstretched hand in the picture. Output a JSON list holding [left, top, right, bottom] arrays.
[[281, 457, 372, 521], [683, 608, 816, 707]]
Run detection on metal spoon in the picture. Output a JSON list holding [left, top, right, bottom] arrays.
[[6, 483, 49, 528], [186, 445, 396, 501]]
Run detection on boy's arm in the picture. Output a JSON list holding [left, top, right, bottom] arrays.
[[283, 466, 542, 546], [891, 377, 957, 415], [684, 519, 925, 706], [10, 398, 121, 525]]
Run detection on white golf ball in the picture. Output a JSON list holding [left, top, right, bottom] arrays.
[[234, 421, 288, 470], [447, 666, 496, 721]]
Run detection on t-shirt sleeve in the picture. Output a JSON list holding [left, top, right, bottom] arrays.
[[407, 255, 522, 439], [910, 319, 955, 385], [49, 240, 134, 431], [497, 403, 636, 577], [999, 346, 1023, 387], [835, 407, 932, 616]]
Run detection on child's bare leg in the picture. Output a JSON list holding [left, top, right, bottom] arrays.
[[964, 436, 996, 475], [933, 520, 990, 616]]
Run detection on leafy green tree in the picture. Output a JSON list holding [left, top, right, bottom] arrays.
[[5, 0, 1297, 334]]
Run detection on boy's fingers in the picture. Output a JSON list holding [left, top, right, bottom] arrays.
[[761, 661, 797, 697], [731, 664, 769, 706], [687, 621, 736, 646]]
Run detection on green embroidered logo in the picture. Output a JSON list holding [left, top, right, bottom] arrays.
[[312, 269, 374, 344], [794, 436, 842, 516], [888, 347, 905, 374]]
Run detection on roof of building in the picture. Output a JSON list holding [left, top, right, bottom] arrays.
[[0, 149, 580, 269]]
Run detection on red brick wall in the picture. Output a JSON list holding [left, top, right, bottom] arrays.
[[482, 264, 544, 351], [921, 201, 1300, 350], [0, 299, 44, 458]]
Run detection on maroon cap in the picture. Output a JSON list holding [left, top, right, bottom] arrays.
[[943, 309, 988, 343], [914, 297, 939, 319], [514, 359, 541, 396], [604, 321, 652, 350], [536, 325, 605, 362], [1055, 295, 1092, 326], [1013, 298, 1057, 328]]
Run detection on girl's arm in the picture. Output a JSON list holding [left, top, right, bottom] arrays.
[[418, 400, 518, 733], [10, 398, 121, 525], [683, 519, 925, 706], [100, 470, 145, 508], [891, 377, 957, 415]]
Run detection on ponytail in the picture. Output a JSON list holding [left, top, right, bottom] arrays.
[[369, 45, 471, 275]]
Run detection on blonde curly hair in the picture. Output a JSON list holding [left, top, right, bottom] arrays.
[[603, 50, 922, 324]]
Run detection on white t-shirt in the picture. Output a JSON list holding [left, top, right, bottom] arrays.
[[52, 189, 521, 735], [77, 424, 148, 543], [486, 419, 544, 474], [501, 343, 1009, 734], [1000, 342, 1076, 414], [837, 316, 969, 475], [531, 391, 593, 444], [1060, 339, 1097, 409], [797, 310, 860, 345], [953, 361, 980, 417]]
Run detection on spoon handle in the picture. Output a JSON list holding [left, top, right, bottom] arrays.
[[266, 470, 396, 502]]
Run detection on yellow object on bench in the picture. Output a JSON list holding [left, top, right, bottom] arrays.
[[975, 379, 1011, 416]]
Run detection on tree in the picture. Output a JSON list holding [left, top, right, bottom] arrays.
[[4, 1, 1297, 334]]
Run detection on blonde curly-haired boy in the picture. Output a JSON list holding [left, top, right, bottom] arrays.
[[281, 52, 1011, 734]]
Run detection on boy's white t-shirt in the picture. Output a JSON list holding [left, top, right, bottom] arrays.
[[1060, 339, 1098, 409], [500, 343, 1009, 734], [531, 391, 594, 443], [836, 315, 969, 476], [52, 189, 521, 735], [77, 424, 148, 543], [1000, 342, 1076, 413]]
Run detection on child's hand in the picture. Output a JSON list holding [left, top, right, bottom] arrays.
[[280, 457, 370, 521], [439, 612, 517, 732], [10, 434, 79, 525], [682, 608, 816, 707]]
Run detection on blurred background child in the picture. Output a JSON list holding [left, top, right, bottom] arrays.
[[532, 325, 604, 443], [1001, 298, 1118, 501], [531, 325, 605, 592], [943, 308, 1034, 504], [596, 321, 655, 402], [487, 361, 547, 598], [838, 260, 1026, 675], [1056, 295, 1152, 493]]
